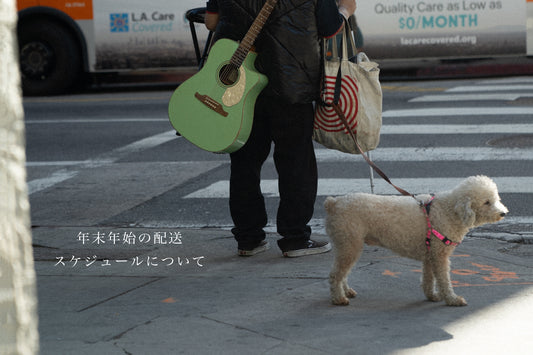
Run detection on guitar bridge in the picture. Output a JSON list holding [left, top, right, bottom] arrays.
[[195, 92, 228, 117]]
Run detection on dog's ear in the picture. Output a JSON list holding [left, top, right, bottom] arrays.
[[455, 197, 475, 227]]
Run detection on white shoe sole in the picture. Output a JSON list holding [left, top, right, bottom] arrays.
[[238, 241, 270, 256]]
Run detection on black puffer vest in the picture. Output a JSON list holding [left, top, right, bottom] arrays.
[[213, 0, 321, 104]]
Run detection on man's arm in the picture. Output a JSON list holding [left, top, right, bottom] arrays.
[[338, 0, 356, 20]]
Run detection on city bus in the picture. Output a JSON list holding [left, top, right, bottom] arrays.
[[16, 0, 533, 95]]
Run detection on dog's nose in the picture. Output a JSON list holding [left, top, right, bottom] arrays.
[[500, 212, 507, 217]]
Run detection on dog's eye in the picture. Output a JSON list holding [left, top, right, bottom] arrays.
[[484, 200, 491, 205]]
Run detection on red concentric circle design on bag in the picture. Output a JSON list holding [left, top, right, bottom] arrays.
[[315, 74, 359, 133]]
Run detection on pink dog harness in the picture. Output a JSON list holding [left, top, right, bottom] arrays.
[[423, 196, 460, 250]]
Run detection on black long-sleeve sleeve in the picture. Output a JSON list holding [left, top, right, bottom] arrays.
[[316, 0, 345, 38]]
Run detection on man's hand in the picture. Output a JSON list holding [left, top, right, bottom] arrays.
[[338, 0, 356, 19], [205, 13, 219, 31]]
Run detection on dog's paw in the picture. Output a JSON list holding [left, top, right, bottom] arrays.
[[445, 295, 467, 307], [331, 296, 350, 306], [345, 288, 357, 299], [425, 293, 441, 302]]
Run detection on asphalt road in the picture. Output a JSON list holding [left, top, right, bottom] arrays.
[[25, 76, 533, 239]]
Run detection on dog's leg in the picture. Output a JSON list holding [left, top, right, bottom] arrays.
[[422, 254, 440, 302], [343, 280, 357, 299], [329, 240, 363, 305], [431, 251, 467, 306], [329, 255, 358, 305]]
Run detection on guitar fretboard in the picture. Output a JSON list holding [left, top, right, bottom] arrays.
[[230, 0, 278, 67]]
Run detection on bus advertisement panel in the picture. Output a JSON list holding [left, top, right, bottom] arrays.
[[93, 0, 207, 70], [357, 0, 527, 59], [16, 0, 533, 95]]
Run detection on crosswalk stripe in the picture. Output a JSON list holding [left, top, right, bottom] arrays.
[[478, 77, 533, 84], [27, 170, 79, 195], [380, 124, 533, 134], [27, 130, 177, 194], [26, 161, 87, 167], [314, 147, 533, 162], [447, 85, 533, 92], [183, 177, 533, 199], [383, 107, 533, 117], [409, 93, 533, 102], [25, 118, 168, 124]]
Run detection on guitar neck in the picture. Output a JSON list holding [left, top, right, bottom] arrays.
[[230, 0, 278, 67]]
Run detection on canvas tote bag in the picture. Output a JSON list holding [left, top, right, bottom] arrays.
[[313, 20, 382, 154]]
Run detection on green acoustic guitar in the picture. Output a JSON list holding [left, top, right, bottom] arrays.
[[168, 0, 278, 153]]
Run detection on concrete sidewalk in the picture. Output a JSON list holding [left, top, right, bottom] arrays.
[[32, 226, 533, 354]]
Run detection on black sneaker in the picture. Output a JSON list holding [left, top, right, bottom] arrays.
[[282, 240, 332, 258], [238, 240, 270, 256]]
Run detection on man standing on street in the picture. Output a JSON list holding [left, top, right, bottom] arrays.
[[205, 0, 357, 257]]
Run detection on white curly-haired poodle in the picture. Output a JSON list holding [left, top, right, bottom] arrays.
[[325, 175, 508, 306]]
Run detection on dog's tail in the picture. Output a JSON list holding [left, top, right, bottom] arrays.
[[324, 196, 337, 214]]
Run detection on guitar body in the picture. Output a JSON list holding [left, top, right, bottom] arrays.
[[168, 38, 268, 153]]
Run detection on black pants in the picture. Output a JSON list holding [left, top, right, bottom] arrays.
[[229, 95, 318, 250]]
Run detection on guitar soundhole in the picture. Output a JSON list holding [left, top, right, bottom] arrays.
[[219, 63, 239, 86]]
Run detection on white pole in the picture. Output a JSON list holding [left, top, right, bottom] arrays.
[[0, 0, 39, 353], [368, 151, 375, 193]]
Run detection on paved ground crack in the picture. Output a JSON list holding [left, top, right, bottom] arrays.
[[111, 317, 159, 341], [77, 277, 163, 312], [201, 315, 285, 342]]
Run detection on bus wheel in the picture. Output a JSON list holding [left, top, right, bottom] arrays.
[[18, 20, 82, 96]]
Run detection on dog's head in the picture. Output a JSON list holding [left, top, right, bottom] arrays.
[[453, 175, 508, 228]]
